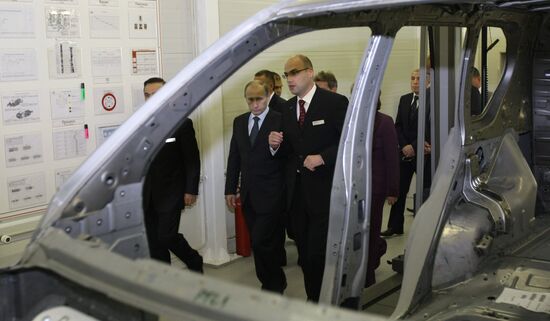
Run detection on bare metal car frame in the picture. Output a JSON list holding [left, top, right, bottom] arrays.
[[2, 1, 550, 320]]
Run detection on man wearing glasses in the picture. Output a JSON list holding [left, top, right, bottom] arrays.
[[269, 54, 348, 302], [381, 69, 432, 237]]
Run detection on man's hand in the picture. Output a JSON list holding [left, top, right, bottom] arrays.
[[184, 194, 197, 206], [402, 144, 415, 158], [387, 196, 397, 206], [269, 131, 283, 149], [424, 141, 431, 155], [303, 154, 324, 171], [225, 194, 237, 209]]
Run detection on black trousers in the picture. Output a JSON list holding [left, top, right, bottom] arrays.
[[290, 175, 329, 302], [387, 156, 431, 232], [242, 199, 287, 293], [145, 202, 203, 272]]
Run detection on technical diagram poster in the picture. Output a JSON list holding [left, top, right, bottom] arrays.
[[131, 82, 145, 111], [128, 8, 156, 38], [131, 49, 157, 75], [52, 128, 87, 160], [89, 0, 119, 6], [91, 48, 122, 84], [94, 86, 124, 114], [2, 91, 40, 125], [0, 49, 37, 81], [50, 88, 85, 127], [0, 5, 34, 38], [89, 8, 120, 38], [96, 124, 119, 145], [48, 41, 82, 79], [129, 0, 155, 9], [55, 167, 74, 190], [45, 7, 80, 38], [4, 132, 43, 167], [7, 173, 47, 210]]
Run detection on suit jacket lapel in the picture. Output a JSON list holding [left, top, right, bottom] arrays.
[[287, 97, 301, 134], [304, 90, 323, 129], [252, 111, 273, 149], [241, 112, 252, 150]]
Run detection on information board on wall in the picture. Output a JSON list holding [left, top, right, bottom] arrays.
[[0, 0, 161, 217]]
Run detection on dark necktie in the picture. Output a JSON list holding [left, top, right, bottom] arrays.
[[409, 95, 419, 126], [250, 116, 260, 145], [411, 95, 419, 111], [298, 99, 306, 127]]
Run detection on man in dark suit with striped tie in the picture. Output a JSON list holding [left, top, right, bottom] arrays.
[[225, 80, 287, 293], [269, 55, 348, 302]]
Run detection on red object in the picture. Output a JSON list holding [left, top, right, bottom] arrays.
[[234, 197, 251, 257]]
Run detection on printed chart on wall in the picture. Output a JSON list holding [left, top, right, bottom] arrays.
[[128, 7, 157, 39], [55, 167, 75, 191], [131, 49, 157, 75], [89, 8, 120, 38], [4, 132, 44, 168], [0, 49, 37, 82], [2, 91, 40, 125], [89, 0, 119, 6], [7, 173, 47, 210], [50, 87, 85, 127], [45, 7, 80, 38], [52, 127, 87, 160], [48, 41, 82, 79], [0, 5, 35, 38], [94, 86, 124, 114], [96, 124, 119, 145], [91, 48, 122, 84]]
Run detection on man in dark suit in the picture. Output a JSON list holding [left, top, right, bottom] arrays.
[[225, 80, 287, 293], [269, 55, 348, 302], [254, 70, 290, 261], [254, 69, 287, 113], [381, 69, 432, 237], [142, 77, 203, 272]]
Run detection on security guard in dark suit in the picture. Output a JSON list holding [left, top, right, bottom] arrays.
[[142, 77, 203, 272]]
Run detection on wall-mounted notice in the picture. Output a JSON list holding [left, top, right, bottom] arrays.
[[91, 47, 122, 84], [55, 167, 75, 190], [2, 91, 40, 125], [45, 7, 80, 38], [94, 86, 124, 114], [89, 0, 119, 7], [96, 124, 119, 145], [0, 48, 37, 81], [7, 173, 47, 210], [131, 49, 157, 75], [52, 127, 87, 160], [48, 41, 82, 79], [131, 82, 145, 111], [4, 132, 43, 168], [89, 8, 120, 38], [0, 5, 34, 38], [45, 0, 78, 4], [128, 8, 156, 38], [50, 88, 85, 127], [129, 0, 155, 9]]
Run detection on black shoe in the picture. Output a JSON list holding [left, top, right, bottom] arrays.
[[380, 228, 403, 237], [186, 255, 204, 274]]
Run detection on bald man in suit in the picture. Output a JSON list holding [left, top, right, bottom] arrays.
[[269, 55, 348, 302]]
